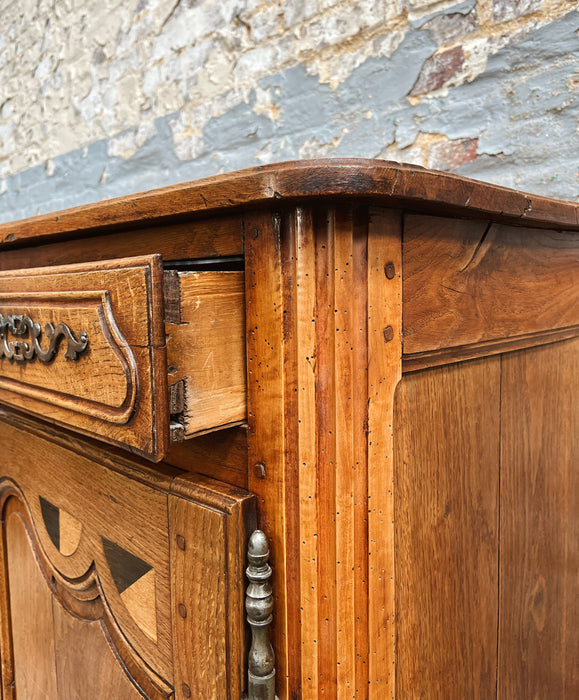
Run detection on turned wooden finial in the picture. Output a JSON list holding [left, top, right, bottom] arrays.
[[246, 530, 276, 700]]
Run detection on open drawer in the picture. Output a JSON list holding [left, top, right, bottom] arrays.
[[0, 255, 246, 461]]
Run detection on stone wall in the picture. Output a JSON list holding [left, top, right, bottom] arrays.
[[1, 0, 577, 222]]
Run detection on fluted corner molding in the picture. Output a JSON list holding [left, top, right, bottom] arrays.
[[245, 529, 277, 700]]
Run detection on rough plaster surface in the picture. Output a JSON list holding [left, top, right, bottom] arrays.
[[0, 0, 577, 222]]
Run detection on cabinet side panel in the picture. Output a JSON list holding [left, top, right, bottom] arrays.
[[499, 339, 579, 698], [403, 216, 579, 355], [394, 358, 500, 699]]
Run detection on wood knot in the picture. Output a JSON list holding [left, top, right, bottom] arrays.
[[529, 575, 547, 632]]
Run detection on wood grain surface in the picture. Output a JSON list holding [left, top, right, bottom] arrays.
[[5, 510, 59, 699], [51, 602, 145, 699], [0, 255, 169, 460], [394, 358, 500, 699], [366, 208, 401, 696], [169, 474, 255, 700], [0, 214, 243, 271], [403, 215, 579, 355], [2, 495, 173, 699], [498, 339, 578, 698], [166, 425, 248, 488], [166, 270, 246, 438], [403, 326, 579, 372], [1, 160, 577, 249], [245, 204, 402, 699]]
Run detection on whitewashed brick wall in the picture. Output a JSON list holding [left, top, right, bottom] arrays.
[[0, 0, 577, 221]]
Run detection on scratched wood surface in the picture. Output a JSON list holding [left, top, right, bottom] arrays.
[[403, 215, 579, 356], [0, 160, 577, 248], [498, 339, 579, 698], [245, 204, 402, 699], [0, 214, 243, 271], [394, 358, 500, 699], [0, 255, 168, 460], [165, 270, 246, 438]]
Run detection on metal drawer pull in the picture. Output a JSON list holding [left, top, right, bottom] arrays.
[[0, 313, 88, 363]]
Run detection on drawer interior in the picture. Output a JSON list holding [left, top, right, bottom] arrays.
[[165, 269, 246, 441]]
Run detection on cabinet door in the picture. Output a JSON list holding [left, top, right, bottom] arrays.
[[1, 490, 173, 700], [0, 416, 254, 700]]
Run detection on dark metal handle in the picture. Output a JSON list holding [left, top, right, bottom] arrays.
[[0, 313, 89, 363]]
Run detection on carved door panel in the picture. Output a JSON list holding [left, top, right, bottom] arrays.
[[5, 507, 145, 699], [1, 493, 172, 700], [0, 415, 255, 700]]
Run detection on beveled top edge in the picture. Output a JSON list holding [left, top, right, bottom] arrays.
[[1, 159, 577, 247]]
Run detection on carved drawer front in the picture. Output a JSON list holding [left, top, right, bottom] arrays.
[[0, 256, 246, 461]]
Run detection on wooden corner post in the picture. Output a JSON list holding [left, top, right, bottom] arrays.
[[245, 205, 402, 699]]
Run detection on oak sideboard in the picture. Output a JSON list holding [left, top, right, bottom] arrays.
[[0, 159, 576, 699]]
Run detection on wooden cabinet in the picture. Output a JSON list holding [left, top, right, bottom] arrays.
[[0, 160, 576, 699]]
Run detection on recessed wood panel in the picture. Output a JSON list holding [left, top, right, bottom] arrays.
[[499, 339, 579, 698], [5, 511, 59, 700], [51, 601, 145, 700], [0, 419, 174, 682], [394, 358, 500, 699], [3, 499, 173, 700], [403, 215, 579, 356]]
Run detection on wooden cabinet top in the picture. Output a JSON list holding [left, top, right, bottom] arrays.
[[0, 159, 577, 246]]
